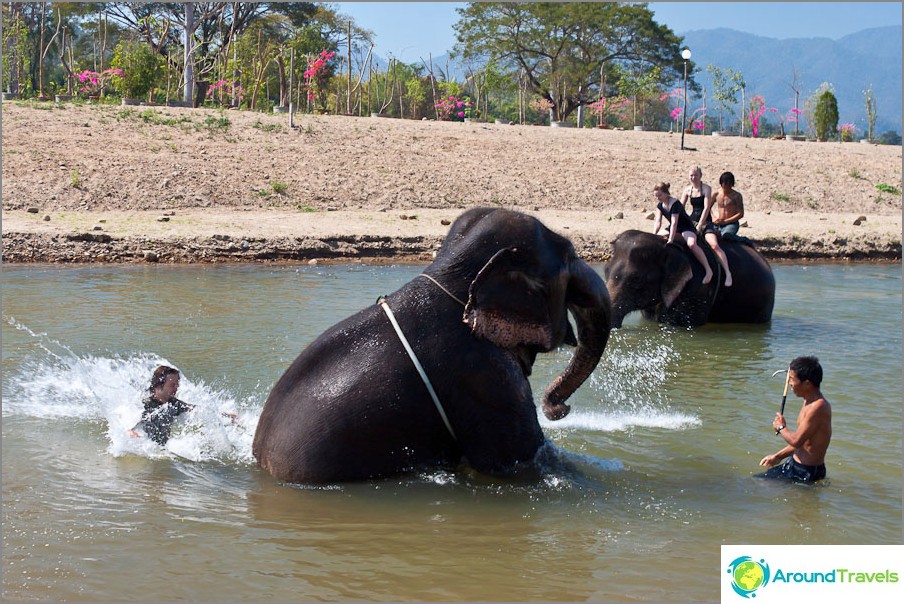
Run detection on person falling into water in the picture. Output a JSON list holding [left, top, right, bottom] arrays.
[[128, 365, 237, 445], [128, 366, 194, 445], [757, 356, 832, 483]]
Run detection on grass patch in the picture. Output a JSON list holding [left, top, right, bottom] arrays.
[[875, 183, 901, 195], [271, 181, 288, 194], [848, 168, 865, 180], [252, 118, 282, 133], [200, 113, 230, 133], [69, 167, 81, 188], [770, 192, 791, 202], [296, 204, 317, 213]]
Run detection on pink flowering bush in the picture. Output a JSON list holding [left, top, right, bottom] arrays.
[[685, 107, 706, 132], [588, 96, 629, 125], [304, 50, 336, 108], [435, 95, 472, 121], [839, 122, 857, 142], [747, 96, 777, 137], [661, 87, 683, 127], [207, 80, 246, 106], [530, 97, 555, 114], [786, 107, 802, 134], [73, 69, 122, 96]]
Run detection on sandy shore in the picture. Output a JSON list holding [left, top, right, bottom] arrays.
[[2, 101, 901, 264]]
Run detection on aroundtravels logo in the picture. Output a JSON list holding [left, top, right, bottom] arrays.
[[723, 546, 904, 603], [726, 556, 771, 598]]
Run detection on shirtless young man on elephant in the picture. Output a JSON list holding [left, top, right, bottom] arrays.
[[758, 356, 832, 483], [709, 171, 744, 237]]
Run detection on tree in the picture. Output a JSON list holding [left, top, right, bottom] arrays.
[[863, 86, 877, 142], [813, 88, 839, 141], [453, 2, 686, 122], [615, 63, 661, 128], [706, 64, 744, 132], [111, 36, 160, 99], [2, 3, 30, 96], [788, 67, 802, 136]]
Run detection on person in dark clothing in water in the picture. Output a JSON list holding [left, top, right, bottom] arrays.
[[757, 356, 832, 483], [128, 365, 194, 445]]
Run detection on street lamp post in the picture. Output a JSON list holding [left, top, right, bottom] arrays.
[[680, 47, 692, 150]]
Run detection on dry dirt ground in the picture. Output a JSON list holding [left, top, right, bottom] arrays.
[[2, 101, 901, 264]]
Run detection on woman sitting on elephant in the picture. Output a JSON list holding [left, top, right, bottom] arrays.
[[652, 181, 713, 285], [686, 167, 734, 287]]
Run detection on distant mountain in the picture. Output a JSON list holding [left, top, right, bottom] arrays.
[[680, 26, 902, 134]]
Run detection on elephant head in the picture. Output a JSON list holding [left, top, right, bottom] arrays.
[[436, 208, 611, 421], [605, 230, 703, 328]]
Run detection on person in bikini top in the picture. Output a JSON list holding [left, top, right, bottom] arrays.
[[680, 166, 712, 226]]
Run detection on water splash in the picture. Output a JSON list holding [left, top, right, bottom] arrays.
[[3, 315, 259, 464], [542, 329, 701, 433]]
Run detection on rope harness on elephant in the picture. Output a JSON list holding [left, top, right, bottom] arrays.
[[418, 273, 466, 307], [377, 297, 458, 441]]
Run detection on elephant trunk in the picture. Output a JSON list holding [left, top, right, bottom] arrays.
[[542, 264, 611, 420], [609, 299, 629, 329]]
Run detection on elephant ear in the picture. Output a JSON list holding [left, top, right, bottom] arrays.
[[661, 243, 693, 309], [463, 247, 555, 350]]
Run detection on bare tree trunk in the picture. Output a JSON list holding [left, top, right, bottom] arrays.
[[289, 47, 294, 128], [428, 54, 438, 120], [397, 65, 404, 119], [183, 1, 195, 105], [346, 20, 351, 115], [99, 11, 107, 73]]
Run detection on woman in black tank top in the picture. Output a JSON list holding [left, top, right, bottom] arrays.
[[687, 193, 705, 223]]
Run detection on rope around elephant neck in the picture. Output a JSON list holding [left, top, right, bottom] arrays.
[[378, 298, 458, 441], [418, 274, 466, 307]]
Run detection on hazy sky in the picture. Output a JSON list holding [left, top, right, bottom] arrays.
[[331, 2, 903, 62]]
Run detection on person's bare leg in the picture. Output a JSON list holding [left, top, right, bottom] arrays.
[[706, 232, 733, 286], [685, 232, 713, 284]]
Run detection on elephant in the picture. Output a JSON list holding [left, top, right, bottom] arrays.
[[253, 208, 612, 484], [604, 229, 775, 328]]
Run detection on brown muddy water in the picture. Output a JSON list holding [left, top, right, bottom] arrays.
[[2, 263, 901, 601]]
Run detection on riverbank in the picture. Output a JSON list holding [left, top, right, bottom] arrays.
[[2, 101, 901, 263]]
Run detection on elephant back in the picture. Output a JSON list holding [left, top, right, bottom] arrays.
[[709, 240, 776, 323]]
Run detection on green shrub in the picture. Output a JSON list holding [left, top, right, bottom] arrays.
[[813, 89, 839, 141], [111, 38, 160, 99]]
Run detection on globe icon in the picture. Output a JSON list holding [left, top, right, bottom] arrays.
[[733, 560, 765, 592]]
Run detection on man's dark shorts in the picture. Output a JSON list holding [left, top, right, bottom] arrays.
[[756, 457, 827, 483]]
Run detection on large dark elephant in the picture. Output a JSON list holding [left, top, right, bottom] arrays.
[[253, 208, 612, 484], [605, 229, 774, 328]]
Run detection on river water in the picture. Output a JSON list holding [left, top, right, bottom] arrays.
[[2, 262, 901, 602]]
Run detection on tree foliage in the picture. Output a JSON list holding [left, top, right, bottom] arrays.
[[111, 35, 160, 98], [706, 64, 745, 131], [452, 2, 687, 121], [813, 88, 839, 141]]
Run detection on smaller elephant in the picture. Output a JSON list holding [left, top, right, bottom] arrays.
[[605, 229, 775, 328]]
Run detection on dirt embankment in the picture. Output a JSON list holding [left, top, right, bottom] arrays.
[[2, 101, 901, 264]]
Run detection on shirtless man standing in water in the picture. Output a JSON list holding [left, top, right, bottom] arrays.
[[758, 356, 832, 483]]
